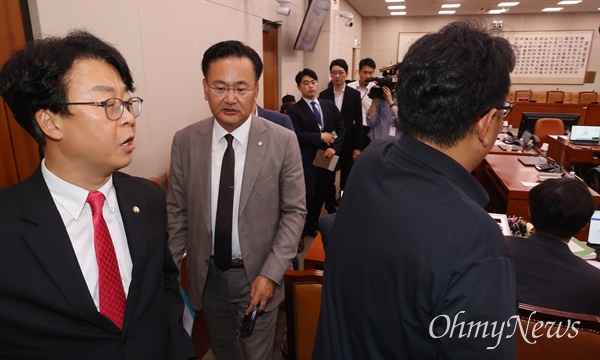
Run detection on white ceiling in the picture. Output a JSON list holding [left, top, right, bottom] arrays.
[[345, 0, 600, 17]]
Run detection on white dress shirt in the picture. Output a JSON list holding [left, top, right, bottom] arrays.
[[333, 86, 345, 111], [210, 117, 251, 259], [41, 159, 133, 310], [347, 80, 374, 126]]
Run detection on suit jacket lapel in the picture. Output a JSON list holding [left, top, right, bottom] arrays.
[[193, 119, 214, 235], [239, 115, 267, 216], [112, 173, 149, 330], [22, 169, 118, 332]]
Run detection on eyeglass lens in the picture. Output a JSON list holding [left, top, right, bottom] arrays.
[[106, 98, 142, 120]]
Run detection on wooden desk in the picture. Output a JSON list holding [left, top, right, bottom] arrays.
[[304, 232, 325, 270], [480, 154, 600, 240], [506, 102, 600, 128], [546, 136, 600, 175]]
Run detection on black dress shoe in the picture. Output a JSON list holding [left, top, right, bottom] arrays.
[[297, 237, 305, 253]]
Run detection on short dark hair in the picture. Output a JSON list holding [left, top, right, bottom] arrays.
[[358, 58, 376, 71], [0, 30, 134, 147], [529, 178, 595, 239], [329, 59, 348, 72], [397, 21, 516, 148], [295, 68, 318, 86], [201, 40, 263, 83], [282, 94, 296, 103]]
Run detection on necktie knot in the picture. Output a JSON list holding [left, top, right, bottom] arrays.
[[87, 191, 105, 215], [224, 133, 234, 147]]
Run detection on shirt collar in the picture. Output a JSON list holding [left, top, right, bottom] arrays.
[[213, 114, 252, 146], [303, 97, 319, 107], [41, 158, 117, 220], [395, 134, 490, 208], [333, 85, 346, 96]]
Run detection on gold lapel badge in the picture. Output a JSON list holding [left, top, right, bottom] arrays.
[[132, 206, 140, 214], [258, 141, 263, 147]]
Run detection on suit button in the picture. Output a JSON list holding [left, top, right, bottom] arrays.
[[205, 259, 209, 265], [122, 336, 129, 345]]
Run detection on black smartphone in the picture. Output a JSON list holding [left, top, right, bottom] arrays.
[[239, 304, 259, 338]]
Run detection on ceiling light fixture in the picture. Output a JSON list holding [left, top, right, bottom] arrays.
[[498, 2, 520, 6], [542, 7, 564, 11], [557, 1, 582, 4], [489, 8, 508, 14], [385, 0, 405, 2], [439, 10, 456, 14], [388, 5, 406, 10], [390, 11, 407, 16], [441, 4, 461, 8]]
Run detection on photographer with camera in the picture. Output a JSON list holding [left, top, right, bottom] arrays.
[[365, 63, 400, 142]]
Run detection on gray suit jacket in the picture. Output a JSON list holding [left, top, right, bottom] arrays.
[[167, 115, 306, 312]]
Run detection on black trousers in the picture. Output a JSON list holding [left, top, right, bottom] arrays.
[[304, 166, 336, 234]]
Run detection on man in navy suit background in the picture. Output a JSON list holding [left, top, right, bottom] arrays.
[[255, 103, 294, 130], [287, 68, 344, 238], [0, 31, 194, 359]]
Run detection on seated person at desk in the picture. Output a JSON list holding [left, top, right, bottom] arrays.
[[505, 178, 600, 316]]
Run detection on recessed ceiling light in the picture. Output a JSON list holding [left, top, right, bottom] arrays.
[[438, 10, 456, 14], [388, 5, 406, 10], [390, 11, 407, 16], [557, 1, 582, 4], [441, 4, 461, 8], [385, 0, 405, 3], [498, 2, 520, 6], [542, 7, 564, 11], [488, 9, 507, 14]]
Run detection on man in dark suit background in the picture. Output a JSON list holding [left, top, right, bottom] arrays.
[[0, 31, 195, 359], [506, 178, 600, 316], [255, 103, 294, 130], [319, 59, 362, 210], [287, 68, 344, 238]]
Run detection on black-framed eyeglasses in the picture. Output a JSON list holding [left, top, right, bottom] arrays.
[[497, 101, 515, 118], [207, 83, 258, 97], [480, 101, 514, 119], [64, 97, 143, 120]]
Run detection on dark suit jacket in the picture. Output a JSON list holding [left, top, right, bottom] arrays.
[[257, 105, 294, 131], [506, 233, 600, 316], [0, 168, 195, 359], [319, 86, 362, 155], [287, 98, 345, 173]]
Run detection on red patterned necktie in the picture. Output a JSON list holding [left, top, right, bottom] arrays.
[[87, 191, 126, 329]]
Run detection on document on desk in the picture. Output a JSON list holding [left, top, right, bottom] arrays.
[[569, 238, 597, 260], [313, 149, 339, 171]]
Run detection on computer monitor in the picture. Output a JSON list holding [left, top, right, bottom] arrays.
[[517, 112, 580, 138], [587, 209, 600, 245]]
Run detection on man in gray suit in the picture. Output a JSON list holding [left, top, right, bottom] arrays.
[[167, 40, 306, 359]]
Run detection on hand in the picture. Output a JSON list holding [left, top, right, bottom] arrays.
[[246, 275, 275, 314], [323, 148, 336, 160], [321, 132, 335, 146], [383, 87, 393, 104], [352, 149, 361, 160]]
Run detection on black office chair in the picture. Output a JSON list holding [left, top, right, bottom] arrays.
[[587, 166, 600, 193]]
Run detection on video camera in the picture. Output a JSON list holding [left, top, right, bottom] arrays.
[[366, 63, 400, 99]]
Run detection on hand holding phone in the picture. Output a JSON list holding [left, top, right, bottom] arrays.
[[239, 304, 259, 338]]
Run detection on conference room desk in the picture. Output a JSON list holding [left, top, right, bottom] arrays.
[[479, 154, 600, 240], [546, 135, 600, 178], [304, 232, 325, 270]]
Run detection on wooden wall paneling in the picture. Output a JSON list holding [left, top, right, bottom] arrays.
[[0, 0, 40, 188], [262, 24, 279, 111]]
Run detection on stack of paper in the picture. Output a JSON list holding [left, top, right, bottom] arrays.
[[568, 238, 597, 260]]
